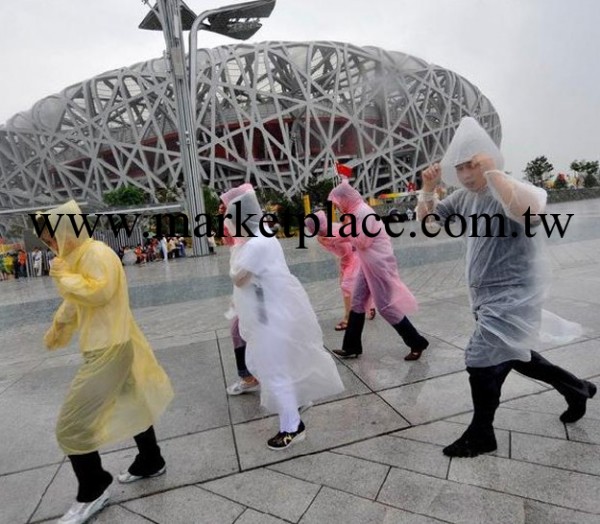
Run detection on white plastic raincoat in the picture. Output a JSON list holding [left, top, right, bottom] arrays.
[[226, 191, 344, 413]]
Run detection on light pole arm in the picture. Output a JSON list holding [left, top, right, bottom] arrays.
[[189, 8, 223, 119]]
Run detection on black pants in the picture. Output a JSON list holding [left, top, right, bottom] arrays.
[[467, 350, 589, 438], [68, 426, 164, 502]]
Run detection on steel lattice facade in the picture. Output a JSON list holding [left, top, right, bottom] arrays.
[[0, 41, 501, 211]]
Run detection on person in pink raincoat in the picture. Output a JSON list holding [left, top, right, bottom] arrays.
[[305, 210, 375, 331], [328, 177, 429, 360]]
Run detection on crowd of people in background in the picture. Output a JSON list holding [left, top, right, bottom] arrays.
[[0, 247, 55, 281], [0, 235, 192, 280], [117, 236, 188, 266]]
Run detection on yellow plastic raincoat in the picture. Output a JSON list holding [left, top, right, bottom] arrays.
[[40, 200, 173, 455]]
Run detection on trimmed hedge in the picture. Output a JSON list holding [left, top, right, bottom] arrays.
[[546, 187, 600, 204]]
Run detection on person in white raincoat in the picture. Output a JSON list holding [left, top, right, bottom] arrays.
[[418, 117, 595, 458], [225, 187, 344, 450], [220, 184, 260, 396], [37, 200, 173, 523]]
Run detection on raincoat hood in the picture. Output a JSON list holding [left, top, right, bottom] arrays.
[[441, 117, 504, 188], [328, 180, 363, 214], [221, 183, 254, 207], [225, 189, 263, 237], [38, 199, 90, 257]]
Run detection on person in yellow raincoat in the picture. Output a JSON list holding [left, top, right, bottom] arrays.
[[37, 200, 174, 524]]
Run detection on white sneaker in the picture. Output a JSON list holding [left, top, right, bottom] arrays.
[[57, 489, 109, 524], [226, 379, 260, 395], [117, 465, 166, 484]]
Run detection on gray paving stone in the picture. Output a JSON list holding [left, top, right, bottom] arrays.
[[566, 416, 600, 445], [502, 382, 600, 421], [202, 468, 319, 522], [380, 371, 546, 426], [407, 299, 475, 350], [449, 454, 600, 514], [524, 499, 600, 524], [233, 394, 409, 470], [333, 335, 465, 392], [537, 339, 600, 380], [87, 504, 154, 523], [0, 359, 42, 395], [448, 407, 569, 439], [0, 465, 58, 524], [234, 508, 289, 524], [0, 364, 75, 475], [299, 486, 441, 524], [32, 426, 238, 522], [511, 432, 600, 476], [152, 341, 231, 439], [390, 420, 510, 458], [335, 435, 449, 479], [269, 451, 389, 500], [123, 486, 244, 524], [378, 467, 526, 523]]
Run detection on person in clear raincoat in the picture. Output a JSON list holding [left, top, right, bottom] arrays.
[[225, 187, 344, 450], [37, 200, 174, 523], [417, 116, 595, 458], [327, 179, 429, 360], [304, 210, 375, 331]]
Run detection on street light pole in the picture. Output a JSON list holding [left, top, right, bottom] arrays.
[[140, 0, 276, 256], [152, 0, 210, 256]]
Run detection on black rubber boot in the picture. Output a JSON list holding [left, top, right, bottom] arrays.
[[128, 426, 166, 477], [393, 317, 429, 360], [69, 452, 113, 503], [333, 311, 366, 358]]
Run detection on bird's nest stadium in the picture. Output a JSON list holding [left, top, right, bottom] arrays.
[[0, 40, 501, 213]]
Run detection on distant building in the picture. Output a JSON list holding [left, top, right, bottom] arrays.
[[0, 41, 501, 210]]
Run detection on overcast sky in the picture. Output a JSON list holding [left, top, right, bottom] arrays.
[[1, 0, 599, 175]]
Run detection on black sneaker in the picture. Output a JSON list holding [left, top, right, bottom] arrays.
[[267, 421, 306, 450]]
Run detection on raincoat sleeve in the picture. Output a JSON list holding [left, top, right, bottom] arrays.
[[50, 243, 120, 307], [484, 170, 547, 224], [44, 299, 77, 350], [230, 240, 265, 286], [417, 191, 460, 235]]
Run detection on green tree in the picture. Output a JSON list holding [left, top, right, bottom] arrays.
[[583, 172, 599, 188], [202, 186, 220, 230], [255, 187, 304, 233], [570, 160, 599, 188], [524, 156, 554, 187], [570, 159, 599, 177], [302, 177, 335, 210], [103, 185, 147, 207]]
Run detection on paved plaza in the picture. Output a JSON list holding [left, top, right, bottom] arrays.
[[1, 199, 599, 524]]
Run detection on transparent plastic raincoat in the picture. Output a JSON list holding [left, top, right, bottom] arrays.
[[305, 210, 359, 297], [328, 181, 418, 323], [432, 117, 581, 366], [41, 200, 173, 454], [226, 190, 344, 413]]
